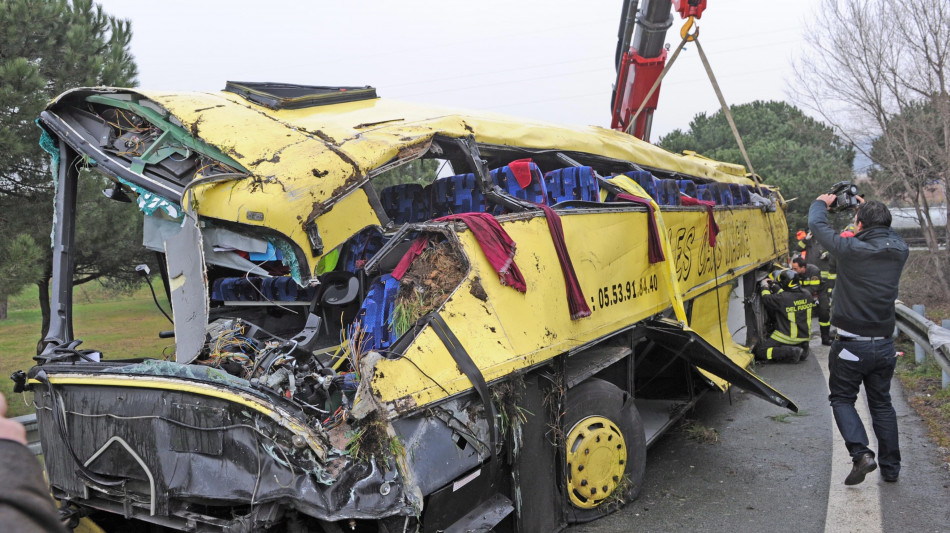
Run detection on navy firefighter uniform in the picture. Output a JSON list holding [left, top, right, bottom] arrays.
[[792, 256, 829, 343], [817, 250, 836, 344], [754, 270, 815, 363]]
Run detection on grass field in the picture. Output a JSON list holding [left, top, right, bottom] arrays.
[[1, 283, 171, 418]]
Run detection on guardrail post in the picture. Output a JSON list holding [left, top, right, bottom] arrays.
[[943, 319, 950, 390], [913, 304, 926, 364]]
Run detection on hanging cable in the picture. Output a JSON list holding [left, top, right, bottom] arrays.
[[692, 34, 780, 256]]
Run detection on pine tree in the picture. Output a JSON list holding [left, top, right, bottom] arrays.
[[659, 100, 855, 246], [0, 0, 139, 325]]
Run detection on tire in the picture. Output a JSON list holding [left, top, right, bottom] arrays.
[[562, 378, 646, 524]]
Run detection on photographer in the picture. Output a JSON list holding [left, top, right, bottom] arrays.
[[809, 192, 909, 485]]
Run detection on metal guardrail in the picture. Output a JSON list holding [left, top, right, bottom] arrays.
[[895, 302, 950, 389], [12, 413, 41, 456]]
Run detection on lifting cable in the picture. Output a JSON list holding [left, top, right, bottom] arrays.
[[693, 31, 781, 257], [628, 16, 780, 257], [628, 16, 783, 361], [626, 16, 759, 189]]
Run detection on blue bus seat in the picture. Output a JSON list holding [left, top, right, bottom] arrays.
[[677, 180, 697, 198], [695, 184, 716, 203], [340, 227, 387, 273], [709, 183, 734, 205], [379, 183, 428, 224], [429, 173, 487, 218], [655, 179, 682, 206], [212, 277, 260, 302], [261, 277, 303, 301], [544, 166, 600, 205], [490, 163, 547, 210], [621, 170, 657, 201], [351, 274, 401, 351], [728, 183, 746, 205]]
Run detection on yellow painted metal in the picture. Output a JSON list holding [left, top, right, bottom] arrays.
[[27, 375, 327, 460], [688, 284, 754, 391], [44, 87, 790, 418], [606, 176, 687, 323], [50, 88, 763, 276], [565, 416, 627, 509], [74, 517, 106, 533], [371, 203, 788, 410]]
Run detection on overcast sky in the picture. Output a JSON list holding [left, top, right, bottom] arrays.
[[95, 0, 821, 141]]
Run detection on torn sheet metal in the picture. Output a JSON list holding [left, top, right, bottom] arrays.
[[391, 399, 484, 496], [144, 215, 269, 277], [204, 225, 269, 254], [164, 215, 210, 364], [31, 376, 414, 524]]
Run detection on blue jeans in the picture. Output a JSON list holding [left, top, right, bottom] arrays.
[[828, 338, 900, 477]]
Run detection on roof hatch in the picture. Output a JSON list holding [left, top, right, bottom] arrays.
[[224, 81, 377, 110]]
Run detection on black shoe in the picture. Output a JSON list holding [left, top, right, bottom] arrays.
[[845, 453, 877, 485], [882, 473, 899, 482], [821, 338, 832, 346]]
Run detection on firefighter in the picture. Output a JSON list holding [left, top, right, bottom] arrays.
[[816, 249, 836, 345], [796, 230, 824, 267], [817, 223, 856, 342], [754, 269, 816, 363], [791, 255, 828, 344]]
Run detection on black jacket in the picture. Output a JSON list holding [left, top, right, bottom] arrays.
[[797, 233, 824, 267], [0, 439, 68, 533], [808, 201, 909, 337], [799, 264, 822, 290]]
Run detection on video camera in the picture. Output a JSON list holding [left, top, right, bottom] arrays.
[[827, 181, 860, 213]]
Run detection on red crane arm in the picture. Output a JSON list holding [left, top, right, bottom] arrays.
[[611, 0, 706, 141]]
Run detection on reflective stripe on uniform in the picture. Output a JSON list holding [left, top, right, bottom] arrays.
[[766, 347, 774, 360], [771, 330, 809, 344], [789, 309, 798, 339], [819, 320, 831, 327]]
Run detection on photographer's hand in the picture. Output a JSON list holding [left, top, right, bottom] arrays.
[[817, 194, 836, 208], [0, 394, 27, 445]]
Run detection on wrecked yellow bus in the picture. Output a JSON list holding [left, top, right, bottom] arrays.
[[24, 82, 793, 532]]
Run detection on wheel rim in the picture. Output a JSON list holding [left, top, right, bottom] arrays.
[[565, 415, 627, 509]]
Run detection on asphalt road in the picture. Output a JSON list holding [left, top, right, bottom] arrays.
[[568, 338, 950, 533]]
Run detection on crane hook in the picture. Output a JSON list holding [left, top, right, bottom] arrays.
[[680, 16, 700, 42]]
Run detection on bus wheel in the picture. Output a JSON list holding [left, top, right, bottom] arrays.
[[563, 378, 646, 523]]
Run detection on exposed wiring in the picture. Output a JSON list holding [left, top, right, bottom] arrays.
[[243, 258, 300, 315], [144, 277, 173, 325]]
